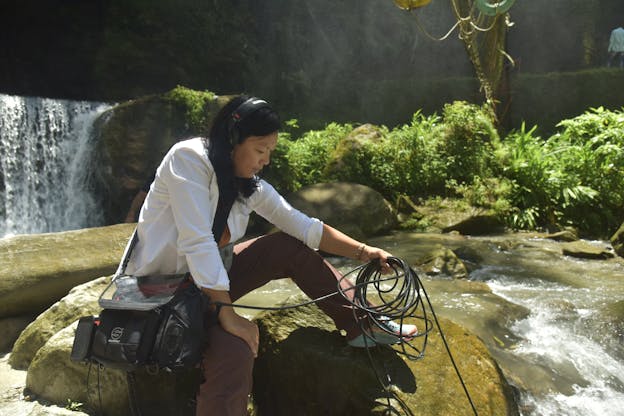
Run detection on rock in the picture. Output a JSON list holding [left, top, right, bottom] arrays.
[[95, 88, 228, 223], [544, 229, 579, 242], [442, 214, 506, 235], [610, 222, 624, 258], [9, 277, 109, 369], [0, 315, 36, 353], [286, 182, 397, 239], [591, 300, 624, 360], [252, 297, 518, 415], [25, 323, 199, 416], [0, 223, 134, 318], [560, 241, 615, 260], [410, 198, 505, 235], [415, 244, 469, 279]]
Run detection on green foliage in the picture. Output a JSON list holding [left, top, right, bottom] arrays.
[[547, 107, 624, 231], [262, 103, 622, 238], [262, 123, 352, 193], [368, 111, 443, 197], [497, 123, 559, 229], [166, 86, 216, 134], [434, 101, 500, 185], [496, 107, 624, 235]]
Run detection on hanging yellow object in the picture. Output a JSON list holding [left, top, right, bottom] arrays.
[[393, 0, 432, 11]]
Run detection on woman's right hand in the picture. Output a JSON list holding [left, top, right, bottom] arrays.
[[202, 287, 260, 357], [218, 308, 260, 357]]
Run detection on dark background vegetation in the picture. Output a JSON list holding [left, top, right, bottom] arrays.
[[1, 0, 623, 134]]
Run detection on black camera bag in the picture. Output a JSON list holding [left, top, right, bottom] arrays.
[[72, 273, 210, 372]]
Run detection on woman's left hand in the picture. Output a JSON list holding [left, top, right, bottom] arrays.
[[359, 245, 393, 273]]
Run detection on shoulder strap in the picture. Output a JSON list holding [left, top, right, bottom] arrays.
[[212, 191, 236, 244], [117, 229, 138, 278]]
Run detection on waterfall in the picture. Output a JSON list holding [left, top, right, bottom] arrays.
[[0, 93, 112, 237]]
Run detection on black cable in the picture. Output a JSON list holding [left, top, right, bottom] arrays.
[[213, 256, 478, 416]]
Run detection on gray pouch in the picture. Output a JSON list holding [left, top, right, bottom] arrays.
[[219, 243, 234, 271]]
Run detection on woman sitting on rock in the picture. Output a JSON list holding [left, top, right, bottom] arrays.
[[120, 95, 417, 415]]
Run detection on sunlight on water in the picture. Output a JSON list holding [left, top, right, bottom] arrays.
[[488, 275, 624, 416]]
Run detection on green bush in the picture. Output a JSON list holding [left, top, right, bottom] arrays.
[[547, 107, 624, 233], [264, 104, 623, 238], [496, 107, 624, 235], [263, 123, 352, 193], [434, 101, 500, 186]]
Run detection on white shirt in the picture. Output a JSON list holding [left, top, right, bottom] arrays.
[[117, 137, 324, 290], [609, 27, 624, 52]]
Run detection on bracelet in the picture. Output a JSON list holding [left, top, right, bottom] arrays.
[[356, 243, 366, 260]]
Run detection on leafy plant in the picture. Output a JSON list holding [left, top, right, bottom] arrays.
[[433, 101, 500, 186], [166, 85, 216, 134]]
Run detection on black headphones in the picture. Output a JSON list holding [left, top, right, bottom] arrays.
[[227, 97, 271, 146]]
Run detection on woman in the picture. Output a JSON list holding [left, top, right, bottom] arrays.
[[121, 95, 417, 415]]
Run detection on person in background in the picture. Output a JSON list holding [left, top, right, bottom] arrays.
[[118, 95, 417, 415], [607, 26, 624, 68], [124, 173, 155, 223]]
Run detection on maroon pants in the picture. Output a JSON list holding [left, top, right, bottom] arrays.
[[195, 232, 364, 416]]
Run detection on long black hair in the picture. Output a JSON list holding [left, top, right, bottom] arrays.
[[205, 95, 281, 200]]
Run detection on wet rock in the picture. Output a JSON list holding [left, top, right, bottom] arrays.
[[408, 198, 505, 235], [253, 297, 519, 415], [442, 214, 506, 235], [544, 229, 579, 242], [9, 277, 109, 369], [0, 223, 134, 318], [560, 241, 615, 260], [415, 244, 469, 279]]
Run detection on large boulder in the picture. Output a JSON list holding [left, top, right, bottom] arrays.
[[406, 198, 505, 235], [0, 223, 134, 318], [94, 88, 229, 223], [252, 298, 519, 415], [26, 323, 199, 416], [286, 182, 397, 240], [0, 315, 36, 353], [323, 123, 384, 178], [9, 276, 109, 369]]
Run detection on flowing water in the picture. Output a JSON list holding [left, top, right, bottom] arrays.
[[239, 232, 624, 416], [0, 93, 111, 237]]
